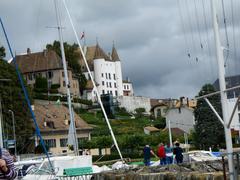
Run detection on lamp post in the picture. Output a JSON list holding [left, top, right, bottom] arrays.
[[8, 110, 16, 156], [0, 79, 12, 148]]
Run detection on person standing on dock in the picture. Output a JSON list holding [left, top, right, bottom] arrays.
[[173, 142, 183, 164], [157, 143, 166, 165], [165, 144, 173, 164], [143, 145, 155, 166]]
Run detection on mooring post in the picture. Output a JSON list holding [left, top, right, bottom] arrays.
[[222, 156, 227, 180]]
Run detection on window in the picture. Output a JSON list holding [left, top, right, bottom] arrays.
[[110, 91, 112, 95], [107, 90, 109, 94], [113, 74, 116, 80], [238, 114, 240, 123], [102, 81, 104, 86], [114, 83, 117, 88], [28, 73, 33, 81], [44, 139, 56, 148], [157, 109, 161, 117], [47, 71, 53, 79], [33, 73, 36, 79], [124, 85, 126, 89], [109, 73, 111, 79], [37, 73, 42, 77], [63, 81, 66, 87], [106, 82, 108, 87], [109, 82, 112, 88], [102, 90, 105, 94], [127, 85, 129, 89], [62, 72, 65, 77], [105, 73, 108, 79], [46, 121, 55, 128], [60, 138, 68, 147], [102, 73, 104, 77], [115, 91, 118, 96]]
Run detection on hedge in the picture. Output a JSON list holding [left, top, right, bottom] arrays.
[[34, 93, 92, 105]]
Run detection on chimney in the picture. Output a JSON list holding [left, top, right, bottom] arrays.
[[27, 48, 31, 54]]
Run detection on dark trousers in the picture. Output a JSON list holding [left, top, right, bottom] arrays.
[[176, 156, 183, 164], [160, 157, 167, 165]]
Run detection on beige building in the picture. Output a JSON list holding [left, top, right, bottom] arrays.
[[150, 98, 197, 119], [14, 49, 80, 96], [33, 100, 92, 155]]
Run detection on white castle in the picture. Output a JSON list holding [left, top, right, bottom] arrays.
[[78, 43, 134, 101]]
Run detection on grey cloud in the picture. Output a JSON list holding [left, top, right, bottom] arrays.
[[0, 0, 239, 99]]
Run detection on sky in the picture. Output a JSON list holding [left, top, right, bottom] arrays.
[[0, 0, 240, 99]]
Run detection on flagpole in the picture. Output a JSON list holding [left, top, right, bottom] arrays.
[[83, 31, 86, 47]]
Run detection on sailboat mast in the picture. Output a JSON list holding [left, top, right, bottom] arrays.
[[54, 0, 79, 156], [211, 0, 234, 179]]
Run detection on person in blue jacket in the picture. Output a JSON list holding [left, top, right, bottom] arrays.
[[173, 142, 183, 164], [143, 145, 155, 166]]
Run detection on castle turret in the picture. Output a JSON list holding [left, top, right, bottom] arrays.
[[111, 44, 120, 61]]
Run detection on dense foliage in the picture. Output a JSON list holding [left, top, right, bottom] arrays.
[[46, 41, 87, 95], [0, 46, 34, 153], [135, 107, 146, 118], [34, 76, 48, 93], [193, 84, 225, 150]]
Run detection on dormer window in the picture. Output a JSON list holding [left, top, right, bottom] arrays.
[[46, 121, 55, 129]]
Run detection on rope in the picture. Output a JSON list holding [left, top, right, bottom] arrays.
[[201, 0, 215, 81], [62, 0, 124, 161], [185, 0, 198, 62], [230, 0, 238, 76], [194, 0, 204, 51], [177, 0, 191, 59], [0, 17, 55, 174]]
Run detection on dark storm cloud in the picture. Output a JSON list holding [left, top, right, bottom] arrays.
[[0, 0, 238, 99]]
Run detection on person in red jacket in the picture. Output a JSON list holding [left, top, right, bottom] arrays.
[[157, 143, 166, 165]]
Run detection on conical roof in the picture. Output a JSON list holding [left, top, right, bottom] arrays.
[[111, 45, 120, 61], [94, 43, 110, 60]]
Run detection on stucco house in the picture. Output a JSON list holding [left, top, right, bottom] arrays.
[[165, 106, 195, 134], [14, 48, 80, 96], [33, 100, 92, 155]]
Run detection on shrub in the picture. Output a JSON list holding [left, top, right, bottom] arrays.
[[51, 84, 60, 89], [135, 108, 146, 118], [33, 93, 92, 105], [34, 77, 48, 92]]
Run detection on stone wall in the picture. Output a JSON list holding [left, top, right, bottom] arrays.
[[117, 96, 151, 114]]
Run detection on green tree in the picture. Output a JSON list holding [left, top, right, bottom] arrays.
[[46, 41, 87, 95], [135, 107, 146, 118], [0, 46, 6, 60], [193, 84, 225, 150], [0, 47, 34, 153], [34, 76, 48, 93], [154, 117, 166, 129]]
